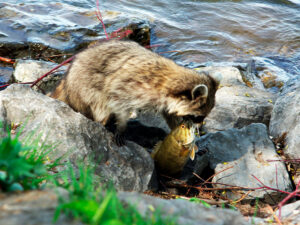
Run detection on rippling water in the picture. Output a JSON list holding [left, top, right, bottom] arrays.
[[1, 0, 300, 70], [108, 0, 300, 63]]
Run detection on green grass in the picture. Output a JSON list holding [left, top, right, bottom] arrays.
[[187, 197, 211, 208], [0, 127, 60, 192]]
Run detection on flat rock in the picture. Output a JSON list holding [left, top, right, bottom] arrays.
[[0, 190, 83, 225], [118, 191, 249, 225], [196, 123, 293, 202], [0, 84, 154, 192]]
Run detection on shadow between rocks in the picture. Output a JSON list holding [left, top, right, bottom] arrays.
[[105, 118, 167, 149]]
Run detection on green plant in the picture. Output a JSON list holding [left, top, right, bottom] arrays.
[[0, 127, 61, 192], [252, 197, 260, 224], [188, 197, 211, 208], [54, 163, 177, 225]]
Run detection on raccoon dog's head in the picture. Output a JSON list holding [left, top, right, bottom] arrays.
[[175, 75, 218, 123]]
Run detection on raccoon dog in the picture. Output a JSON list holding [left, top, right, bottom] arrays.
[[51, 40, 218, 145]]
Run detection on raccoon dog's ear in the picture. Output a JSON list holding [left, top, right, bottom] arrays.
[[192, 84, 208, 100]]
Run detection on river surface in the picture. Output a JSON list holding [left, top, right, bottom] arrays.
[[1, 0, 300, 77]]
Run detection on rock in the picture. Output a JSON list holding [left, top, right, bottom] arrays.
[[195, 123, 293, 202], [275, 200, 300, 224], [136, 112, 170, 134], [195, 66, 245, 87], [269, 79, 300, 184], [0, 190, 83, 225], [191, 151, 210, 178], [119, 19, 151, 46], [195, 56, 299, 94], [269, 80, 300, 159], [239, 57, 297, 93], [118, 191, 248, 225], [0, 84, 154, 192], [193, 66, 277, 133], [13, 59, 67, 94], [0, 66, 13, 85], [123, 119, 167, 149], [203, 85, 276, 133]]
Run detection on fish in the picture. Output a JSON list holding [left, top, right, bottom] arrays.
[[151, 120, 198, 175]]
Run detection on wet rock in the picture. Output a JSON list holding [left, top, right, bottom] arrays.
[[0, 65, 13, 84], [269, 78, 300, 184], [196, 123, 292, 202], [0, 2, 151, 60], [0, 84, 154, 192], [118, 191, 248, 225], [239, 57, 297, 93], [0, 190, 83, 225], [275, 200, 300, 224], [13, 59, 67, 94], [114, 18, 151, 46], [0, 42, 70, 64]]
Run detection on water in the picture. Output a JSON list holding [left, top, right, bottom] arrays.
[[107, 0, 300, 63], [1, 0, 300, 77]]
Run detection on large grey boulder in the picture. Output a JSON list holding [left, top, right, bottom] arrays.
[[196, 123, 292, 202], [118, 191, 249, 225], [0, 84, 154, 192]]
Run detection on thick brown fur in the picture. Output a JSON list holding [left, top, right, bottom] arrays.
[[51, 40, 218, 140]]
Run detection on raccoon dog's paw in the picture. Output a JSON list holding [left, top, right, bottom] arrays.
[[114, 131, 126, 146]]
